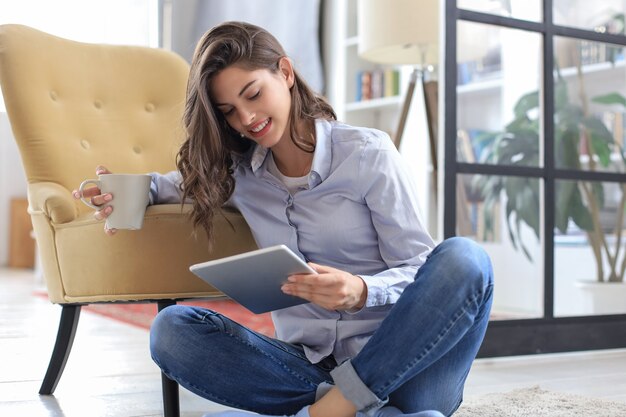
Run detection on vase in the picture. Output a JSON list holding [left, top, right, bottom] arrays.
[[575, 280, 626, 315]]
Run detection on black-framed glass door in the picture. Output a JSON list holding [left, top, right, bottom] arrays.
[[445, 0, 626, 356]]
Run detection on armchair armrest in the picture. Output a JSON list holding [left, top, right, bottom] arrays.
[[27, 182, 77, 224]]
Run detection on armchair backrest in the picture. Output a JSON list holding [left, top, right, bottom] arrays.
[[0, 24, 190, 216]]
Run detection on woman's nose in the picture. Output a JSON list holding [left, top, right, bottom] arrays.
[[239, 108, 255, 126]]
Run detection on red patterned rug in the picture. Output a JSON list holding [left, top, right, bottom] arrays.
[[84, 300, 275, 336], [33, 290, 274, 336]]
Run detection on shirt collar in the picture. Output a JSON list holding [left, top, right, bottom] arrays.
[[248, 119, 334, 184], [310, 119, 332, 183], [250, 143, 269, 175]]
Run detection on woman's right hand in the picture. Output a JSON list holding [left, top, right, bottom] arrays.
[[72, 165, 118, 235]]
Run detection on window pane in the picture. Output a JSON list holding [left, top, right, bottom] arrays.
[[459, 0, 542, 22], [457, 174, 544, 320], [554, 0, 625, 35], [553, 37, 626, 173], [554, 179, 626, 316], [457, 22, 542, 167]]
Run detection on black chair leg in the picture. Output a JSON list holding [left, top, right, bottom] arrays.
[[161, 372, 180, 417], [157, 300, 179, 417], [39, 304, 81, 395]]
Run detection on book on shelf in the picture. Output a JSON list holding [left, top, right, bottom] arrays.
[[579, 39, 625, 66], [356, 71, 371, 101], [371, 70, 383, 99], [579, 16, 625, 66], [355, 68, 400, 102], [384, 69, 400, 98]]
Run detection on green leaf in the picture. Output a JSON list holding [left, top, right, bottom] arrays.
[[570, 186, 594, 231], [556, 104, 584, 130], [555, 81, 569, 110], [589, 135, 612, 167], [556, 129, 581, 169], [520, 184, 540, 238], [591, 182, 605, 210], [505, 197, 518, 250], [583, 117, 614, 167], [513, 91, 539, 118], [583, 117, 613, 142], [555, 181, 576, 233], [515, 213, 533, 261], [592, 92, 626, 107]]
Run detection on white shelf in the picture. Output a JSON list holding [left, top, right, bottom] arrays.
[[345, 95, 403, 112], [457, 60, 626, 98], [558, 59, 625, 79], [345, 36, 359, 47], [457, 77, 502, 96]]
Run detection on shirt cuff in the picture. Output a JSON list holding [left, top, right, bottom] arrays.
[[357, 274, 387, 308]]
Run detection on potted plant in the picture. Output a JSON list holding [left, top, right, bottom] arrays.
[[472, 69, 626, 314]]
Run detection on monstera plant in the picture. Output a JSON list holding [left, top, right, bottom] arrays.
[[472, 75, 626, 284]]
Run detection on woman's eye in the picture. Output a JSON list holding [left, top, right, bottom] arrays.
[[249, 91, 261, 100], [222, 108, 234, 116]]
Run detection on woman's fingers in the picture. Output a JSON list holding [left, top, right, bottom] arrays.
[[72, 187, 97, 199], [95, 165, 112, 175], [90, 193, 113, 206], [104, 225, 118, 236], [72, 166, 116, 236], [72, 188, 113, 205], [94, 205, 113, 221], [71, 166, 112, 200]]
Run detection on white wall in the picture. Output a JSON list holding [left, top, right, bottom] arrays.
[[0, 113, 28, 266]]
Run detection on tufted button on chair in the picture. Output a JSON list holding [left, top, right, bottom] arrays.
[[0, 24, 257, 416]]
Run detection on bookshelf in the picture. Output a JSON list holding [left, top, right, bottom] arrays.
[[324, 0, 407, 132]]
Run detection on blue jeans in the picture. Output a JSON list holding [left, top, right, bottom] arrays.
[[150, 237, 493, 416]]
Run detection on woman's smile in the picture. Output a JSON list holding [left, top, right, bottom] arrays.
[[248, 118, 272, 139]]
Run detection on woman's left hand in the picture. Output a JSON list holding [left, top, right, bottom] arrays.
[[281, 263, 367, 311]]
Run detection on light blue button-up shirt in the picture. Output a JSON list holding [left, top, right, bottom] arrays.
[[150, 119, 434, 364]]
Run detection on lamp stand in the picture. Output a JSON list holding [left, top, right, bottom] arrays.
[[394, 67, 438, 200], [393, 68, 418, 149]]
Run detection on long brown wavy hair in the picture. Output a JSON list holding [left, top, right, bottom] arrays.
[[177, 21, 336, 242]]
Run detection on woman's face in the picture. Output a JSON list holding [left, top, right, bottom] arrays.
[[210, 58, 294, 149]]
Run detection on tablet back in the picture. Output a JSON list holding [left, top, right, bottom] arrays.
[[189, 245, 314, 314]]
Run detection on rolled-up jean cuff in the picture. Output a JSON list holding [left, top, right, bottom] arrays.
[[330, 360, 387, 414]]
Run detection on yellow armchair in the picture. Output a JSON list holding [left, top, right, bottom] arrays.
[[0, 24, 257, 416]]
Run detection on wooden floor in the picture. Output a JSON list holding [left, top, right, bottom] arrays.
[[1, 268, 625, 417]]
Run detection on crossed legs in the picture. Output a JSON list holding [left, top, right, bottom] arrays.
[[150, 237, 493, 417]]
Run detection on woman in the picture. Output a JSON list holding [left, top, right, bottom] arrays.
[[76, 21, 493, 417]]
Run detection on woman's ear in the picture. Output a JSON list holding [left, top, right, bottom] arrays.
[[278, 57, 295, 88]]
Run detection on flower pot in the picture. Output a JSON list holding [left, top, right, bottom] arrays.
[[575, 280, 626, 315]]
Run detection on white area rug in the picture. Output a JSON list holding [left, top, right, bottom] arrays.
[[454, 386, 626, 417]]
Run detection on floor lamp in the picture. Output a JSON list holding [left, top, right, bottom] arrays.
[[357, 0, 440, 197]]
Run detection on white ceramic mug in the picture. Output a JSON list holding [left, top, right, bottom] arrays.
[[79, 174, 152, 230]]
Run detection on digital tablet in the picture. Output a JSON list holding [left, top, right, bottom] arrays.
[[189, 245, 316, 314]]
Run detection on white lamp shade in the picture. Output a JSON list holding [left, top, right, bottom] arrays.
[[358, 0, 439, 65]]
